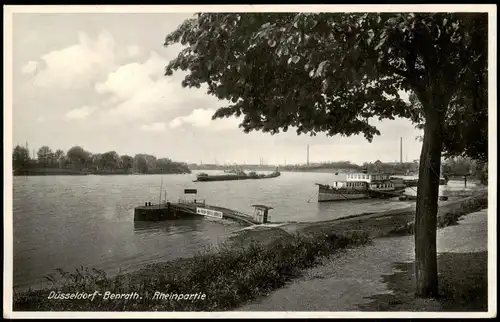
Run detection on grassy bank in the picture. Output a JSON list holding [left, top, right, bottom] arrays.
[[386, 193, 488, 237], [360, 252, 488, 311], [13, 231, 370, 311], [298, 192, 488, 239]]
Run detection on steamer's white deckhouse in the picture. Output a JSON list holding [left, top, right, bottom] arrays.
[[329, 172, 397, 192], [316, 171, 405, 202]]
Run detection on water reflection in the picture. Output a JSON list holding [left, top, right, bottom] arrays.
[[132, 218, 204, 235]]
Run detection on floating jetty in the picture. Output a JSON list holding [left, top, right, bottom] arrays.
[[134, 189, 273, 226], [393, 177, 449, 188]]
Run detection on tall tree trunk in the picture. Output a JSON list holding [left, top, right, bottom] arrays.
[[415, 102, 445, 298]]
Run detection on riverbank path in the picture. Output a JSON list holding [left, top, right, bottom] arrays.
[[237, 209, 488, 311]]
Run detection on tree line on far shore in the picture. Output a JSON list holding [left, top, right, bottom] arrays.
[[12, 145, 191, 175], [279, 158, 487, 184]]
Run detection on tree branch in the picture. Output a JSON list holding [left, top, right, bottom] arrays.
[[384, 63, 424, 90]]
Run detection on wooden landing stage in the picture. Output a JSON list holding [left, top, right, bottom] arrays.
[[134, 189, 272, 226]]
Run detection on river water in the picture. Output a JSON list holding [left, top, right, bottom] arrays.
[[12, 170, 473, 291]]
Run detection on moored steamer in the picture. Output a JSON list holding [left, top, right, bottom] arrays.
[[316, 171, 405, 202]]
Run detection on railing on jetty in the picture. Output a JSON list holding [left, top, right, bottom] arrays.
[[135, 188, 273, 225]]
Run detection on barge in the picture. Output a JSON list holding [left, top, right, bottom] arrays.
[[194, 168, 281, 182]]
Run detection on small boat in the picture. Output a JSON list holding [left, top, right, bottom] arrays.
[[316, 171, 405, 202]]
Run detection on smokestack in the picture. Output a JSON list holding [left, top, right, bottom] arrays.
[[400, 137, 403, 164], [307, 144, 309, 166]]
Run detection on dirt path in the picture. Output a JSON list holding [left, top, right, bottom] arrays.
[[237, 209, 488, 311]]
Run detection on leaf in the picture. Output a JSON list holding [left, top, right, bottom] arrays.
[[309, 19, 318, 29], [291, 55, 301, 64], [367, 29, 375, 45], [315, 60, 329, 77], [268, 39, 277, 47], [374, 35, 387, 50], [322, 78, 330, 91]]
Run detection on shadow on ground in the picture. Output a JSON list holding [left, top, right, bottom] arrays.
[[359, 251, 488, 311]]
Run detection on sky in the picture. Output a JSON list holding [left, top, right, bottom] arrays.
[[11, 12, 424, 166]]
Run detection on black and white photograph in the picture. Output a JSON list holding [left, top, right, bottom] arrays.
[[3, 4, 496, 318]]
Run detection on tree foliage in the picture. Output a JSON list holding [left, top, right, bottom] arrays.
[[12, 145, 30, 169], [165, 12, 486, 143], [12, 145, 190, 175], [120, 155, 134, 171], [134, 155, 149, 174], [37, 146, 53, 166], [411, 64, 488, 162], [101, 151, 121, 171], [67, 146, 89, 168], [53, 149, 65, 167]]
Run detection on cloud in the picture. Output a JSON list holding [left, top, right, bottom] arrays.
[[140, 122, 167, 132], [95, 51, 221, 124], [22, 61, 38, 74], [127, 45, 140, 57], [65, 105, 96, 120], [95, 52, 163, 100], [35, 116, 46, 123], [22, 30, 116, 89], [169, 108, 242, 131]]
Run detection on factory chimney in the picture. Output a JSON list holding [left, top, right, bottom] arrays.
[[307, 144, 310, 166], [400, 137, 403, 164]]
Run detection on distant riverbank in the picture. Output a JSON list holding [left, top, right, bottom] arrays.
[[13, 168, 191, 176], [281, 168, 353, 174]]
